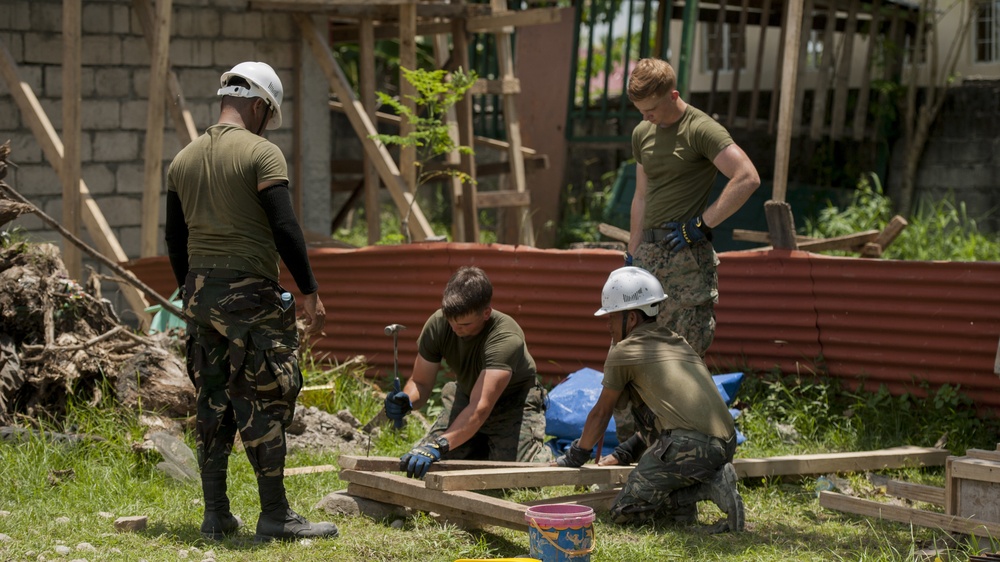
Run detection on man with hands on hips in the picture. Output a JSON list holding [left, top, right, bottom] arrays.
[[384, 266, 551, 478]]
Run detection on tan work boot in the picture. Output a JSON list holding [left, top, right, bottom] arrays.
[[706, 463, 744, 532]]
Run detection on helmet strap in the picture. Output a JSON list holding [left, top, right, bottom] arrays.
[[254, 102, 270, 136]]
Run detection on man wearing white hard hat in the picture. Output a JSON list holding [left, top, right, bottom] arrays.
[[552, 267, 744, 532], [165, 61, 336, 543]]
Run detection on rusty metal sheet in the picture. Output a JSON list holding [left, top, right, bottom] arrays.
[[126, 245, 1000, 411]]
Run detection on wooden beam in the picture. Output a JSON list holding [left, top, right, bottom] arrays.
[[359, 16, 380, 245], [424, 465, 632, 491], [950, 457, 1000, 485], [830, 0, 860, 139], [819, 491, 1000, 537], [398, 3, 417, 196], [337, 455, 538, 472], [861, 214, 908, 257], [452, 17, 478, 243], [727, 0, 750, 129], [0, 43, 151, 326], [790, 0, 812, 138], [748, 0, 772, 130], [295, 13, 434, 242], [732, 229, 818, 244], [347, 482, 521, 529], [467, 78, 521, 95], [133, 0, 198, 146], [522, 489, 621, 511], [140, 0, 172, 258], [884, 480, 946, 506], [433, 33, 466, 244], [62, 0, 82, 279], [466, 7, 562, 33], [341, 470, 529, 530], [808, 0, 837, 140], [796, 230, 880, 252], [285, 464, 338, 476], [853, 0, 881, 141], [475, 190, 530, 209], [599, 222, 630, 244], [735, 446, 949, 478], [764, 200, 798, 250], [773, 0, 806, 202]]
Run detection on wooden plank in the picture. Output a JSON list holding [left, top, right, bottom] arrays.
[[337, 455, 538, 472], [764, 200, 798, 249], [285, 464, 338, 476], [735, 446, 949, 478], [398, 3, 417, 196], [466, 7, 562, 33], [347, 482, 522, 530], [951, 458, 1000, 485], [452, 17, 478, 243], [0, 43, 151, 326], [946, 456, 958, 515], [476, 190, 530, 209], [820, 491, 1000, 536], [358, 17, 382, 245], [490, 0, 533, 246], [599, 222, 630, 244], [424, 465, 632, 491], [790, 0, 812, 138], [731, 229, 818, 244], [133, 0, 197, 146], [747, 0, 771, 130], [340, 470, 528, 530], [830, 0, 860, 139], [884, 480, 946, 506], [330, 21, 453, 43], [433, 33, 465, 244], [62, 0, 83, 279], [295, 13, 434, 242], [328, 100, 536, 155], [467, 78, 521, 95], [853, 0, 881, 141], [795, 229, 880, 252], [773, 0, 806, 202], [727, 0, 750, 128], [140, 0, 172, 258], [808, 0, 837, 140]]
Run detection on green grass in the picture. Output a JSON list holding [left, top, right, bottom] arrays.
[[2, 363, 1000, 561]]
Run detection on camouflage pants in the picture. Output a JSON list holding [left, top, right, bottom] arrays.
[[610, 428, 734, 524], [633, 241, 719, 357], [184, 269, 302, 479], [426, 381, 552, 463]]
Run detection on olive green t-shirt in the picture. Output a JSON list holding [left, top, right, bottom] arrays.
[[166, 123, 287, 282], [418, 309, 537, 398], [603, 322, 735, 441], [631, 106, 733, 228]]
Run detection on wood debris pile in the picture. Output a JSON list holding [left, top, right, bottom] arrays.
[[0, 237, 194, 426]]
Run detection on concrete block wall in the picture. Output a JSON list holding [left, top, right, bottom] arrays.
[[887, 80, 1000, 232], [0, 0, 331, 321]]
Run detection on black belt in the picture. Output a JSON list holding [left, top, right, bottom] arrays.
[[641, 228, 673, 243]]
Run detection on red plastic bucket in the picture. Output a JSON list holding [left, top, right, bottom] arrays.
[[524, 504, 595, 561]]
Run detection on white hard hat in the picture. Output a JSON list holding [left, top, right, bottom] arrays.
[[218, 61, 284, 129], [594, 266, 667, 317]]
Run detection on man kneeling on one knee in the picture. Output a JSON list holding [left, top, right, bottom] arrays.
[[552, 266, 744, 532]]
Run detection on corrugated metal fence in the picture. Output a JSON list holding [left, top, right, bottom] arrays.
[[128, 244, 1000, 410]]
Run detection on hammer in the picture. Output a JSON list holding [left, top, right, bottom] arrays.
[[385, 324, 407, 429]]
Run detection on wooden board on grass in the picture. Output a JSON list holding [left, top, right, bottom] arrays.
[[337, 455, 538, 472], [424, 465, 632, 491], [734, 446, 948, 478], [820, 491, 1000, 537], [884, 480, 945, 506]]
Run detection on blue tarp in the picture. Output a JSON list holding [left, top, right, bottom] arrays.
[[545, 368, 746, 457]]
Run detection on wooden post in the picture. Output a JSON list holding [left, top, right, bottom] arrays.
[[809, 1, 837, 140], [0, 44, 151, 326], [830, 0, 860, 139], [140, 0, 172, 258], [360, 16, 381, 245], [748, 0, 772, 130], [452, 18, 479, 242], [433, 33, 466, 243], [773, 0, 806, 203], [399, 2, 417, 196], [491, 0, 534, 246], [853, 0, 882, 141], [791, 0, 813, 136], [768, 2, 788, 134], [62, 0, 82, 279], [727, 0, 750, 128]]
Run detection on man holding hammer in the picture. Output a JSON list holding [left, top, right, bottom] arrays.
[[385, 266, 552, 478]]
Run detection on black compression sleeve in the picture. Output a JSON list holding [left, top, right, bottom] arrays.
[[164, 189, 189, 289], [257, 182, 319, 295]]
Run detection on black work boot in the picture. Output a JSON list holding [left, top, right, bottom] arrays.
[[200, 472, 243, 540], [705, 463, 745, 533], [254, 475, 339, 543]]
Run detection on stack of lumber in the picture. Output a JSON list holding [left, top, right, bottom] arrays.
[[304, 446, 950, 530]]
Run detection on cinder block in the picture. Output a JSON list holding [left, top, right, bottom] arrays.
[[213, 39, 257, 68], [264, 14, 295, 41], [81, 99, 122, 130], [220, 12, 264, 39], [174, 9, 220, 38], [132, 68, 151, 99], [0, 2, 31, 31], [0, 133, 44, 164], [82, 163, 116, 195], [94, 68, 133, 98], [255, 42, 293, 70], [0, 99, 21, 129], [43, 66, 98, 98], [177, 68, 222, 99], [29, 1, 62, 33], [170, 38, 214, 68], [0, 32, 24, 62], [93, 195, 143, 228], [82, 3, 114, 34], [23, 33, 63, 65], [39, 98, 62, 130], [111, 4, 132, 35], [121, 36, 151, 66], [116, 225, 143, 259], [12, 164, 61, 196], [92, 131, 141, 162], [120, 100, 149, 130], [82, 35, 123, 66], [115, 163, 145, 194]]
